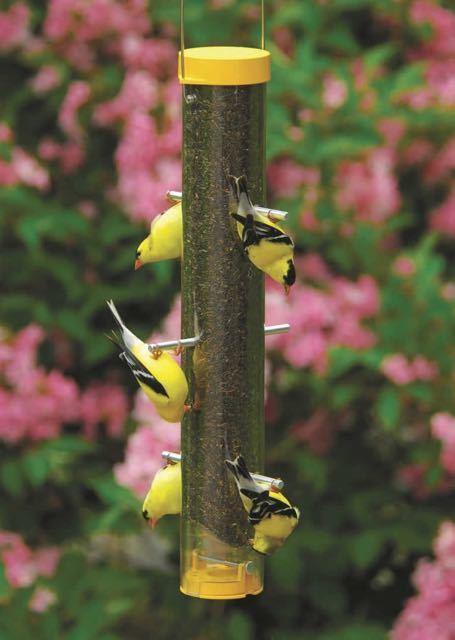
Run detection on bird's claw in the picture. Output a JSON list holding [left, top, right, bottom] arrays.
[[173, 344, 183, 356], [150, 348, 162, 360]]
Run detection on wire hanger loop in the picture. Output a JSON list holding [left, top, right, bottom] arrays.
[[179, 0, 266, 83]]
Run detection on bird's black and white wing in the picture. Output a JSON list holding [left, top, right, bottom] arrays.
[[231, 212, 293, 249], [120, 348, 169, 398], [248, 494, 299, 526]]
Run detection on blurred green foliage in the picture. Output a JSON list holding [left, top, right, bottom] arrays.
[[1, 0, 454, 638]]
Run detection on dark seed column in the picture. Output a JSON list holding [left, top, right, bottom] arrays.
[[179, 47, 270, 600]]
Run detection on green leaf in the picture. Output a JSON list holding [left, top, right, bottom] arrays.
[[22, 450, 50, 487], [226, 612, 253, 640], [1, 460, 24, 496], [376, 388, 400, 431]]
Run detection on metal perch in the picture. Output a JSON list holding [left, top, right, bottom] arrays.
[[166, 190, 288, 222], [148, 323, 290, 353], [161, 451, 284, 491]]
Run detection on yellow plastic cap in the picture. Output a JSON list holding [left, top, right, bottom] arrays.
[[178, 46, 271, 86]]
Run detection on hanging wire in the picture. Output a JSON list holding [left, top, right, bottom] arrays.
[[261, 0, 265, 49], [179, 0, 266, 80], [180, 0, 185, 81]]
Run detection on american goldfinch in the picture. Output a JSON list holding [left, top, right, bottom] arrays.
[[135, 202, 183, 269], [142, 462, 181, 527], [106, 300, 188, 423], [225, 454, 300, 555], [228, 175, 296, 294]]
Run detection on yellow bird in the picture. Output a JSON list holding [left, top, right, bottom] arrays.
[[228, 175, 296, 294], [107, 300, 188, 423], [142, 462, 182, 528], [225, 454, 300, 555], [135, 202, 182, 270]]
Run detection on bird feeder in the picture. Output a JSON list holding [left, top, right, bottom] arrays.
[[178, 1, 271, 599]]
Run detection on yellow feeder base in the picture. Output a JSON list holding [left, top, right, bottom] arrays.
[[180, 550, 263, 600]]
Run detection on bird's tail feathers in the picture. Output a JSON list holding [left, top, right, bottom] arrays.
[[106, 300, 124, 332], [225, 455, 259, 493], [105, 329, 125, 351]]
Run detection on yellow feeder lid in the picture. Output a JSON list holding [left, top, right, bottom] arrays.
[[178, 46, 271, 86]]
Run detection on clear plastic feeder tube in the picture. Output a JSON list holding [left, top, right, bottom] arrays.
[[180, 79, 267, 599]]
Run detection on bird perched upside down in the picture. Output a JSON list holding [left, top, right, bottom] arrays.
[[106, 300, 188, 423], [142, 462, 182, 528], [228, 175, 296, 294], [225, 454, 300, 555], [135, 202, 182, 270]]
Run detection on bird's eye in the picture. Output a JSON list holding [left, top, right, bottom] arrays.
[[142, 510, 149, 520], [136, 250, 141, 259]]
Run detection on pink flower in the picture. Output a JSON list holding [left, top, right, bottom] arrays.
[[322, 74, 347, 109], [335, 148, 400, 223], [292, 409, 335, 455], [424, 140, 455, 184], [0, 159, 17, 187], [391, 521, 455, 640], [114, 399, 180, 497], [268, 158, 320, 199], [59, 81, 91, 140], [431, 413, 455, 475], [94, 71, 159, 126], [0, 532, 60, 589], [381, 354, 416, 385], [29, 587, 57, 613], [296, 253, 331, 281], [33, 547, 61, 577], [283, 331, 328, 373], [120, 35, 177, 77], [80, 383, 128, 439], [430, 188, 455, 238], [11, 149, 49, 191], [378, 118, 406, 148], [29, 66, 61, 94], [410, 1, 455, 58], [412, 356, 439, 381], [393, 256, 416, 277], [0, 324, 80, 442], [0, 122, 12, 143], [0, 3, 29, 52]]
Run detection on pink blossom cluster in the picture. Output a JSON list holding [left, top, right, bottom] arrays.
[[265, 261, 379, 374], [391, 521, 455, 640], [431, 413, 455, 475], [268, 158, 320, 200], [0, 325, 79, 442], [292, 409, 337, 455], [0, 125, 50, 191], [58, 81, 91, 140], [407, 0, 455, 109], [397, 463, 454, 500], [381, 354, 439, 386], [322, 74, 348, 109], [335, 147, 401, 224], [114, 392, 180, 497], [80, 383, 129, 440], [0, 530, 60, 588], [0, 324, 128, 443], [43, 0, 150, 71], [0, 3, 29, 52], [430, 187, 455, 239]]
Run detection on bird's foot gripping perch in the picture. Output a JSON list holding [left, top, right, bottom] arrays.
[[149, 348, 163, 360], [172, 343, 184, 356]]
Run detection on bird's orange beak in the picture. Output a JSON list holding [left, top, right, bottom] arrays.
[[149, 518, 158, 529], [134, 259, 142, 270]]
